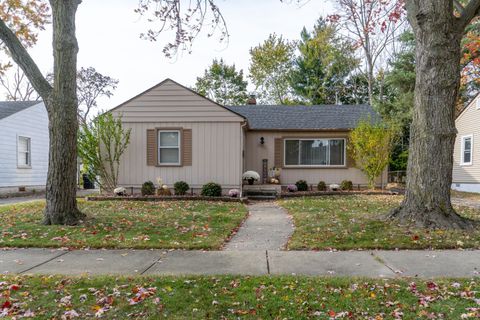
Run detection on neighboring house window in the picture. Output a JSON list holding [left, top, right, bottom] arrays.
[[476, 99, 480, 110], [158, 130, 181, 165], [17, 136, 31, 168], [284, 138, 346, 166], [461, 134, 473, 166]]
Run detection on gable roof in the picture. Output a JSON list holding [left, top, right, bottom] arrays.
[[109, 78, 245, 120], [225, 104, 379, 130], [0, 101, 41, 120]]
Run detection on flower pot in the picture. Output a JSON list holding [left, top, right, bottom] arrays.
[[247, 178, 255, 185]]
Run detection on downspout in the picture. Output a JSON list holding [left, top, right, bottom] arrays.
[[240, 121, 247, 198]]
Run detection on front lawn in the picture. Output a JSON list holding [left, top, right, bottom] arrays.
[[1, 275, 478, 319], [280, 195, 480, 250], [0, 200, 247, 250]]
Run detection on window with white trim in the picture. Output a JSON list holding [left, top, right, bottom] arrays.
[[17, 136, 31, 168], [284, 138, 346, 166], [461, 135, 473, 165], [158, 130, 180, 165]]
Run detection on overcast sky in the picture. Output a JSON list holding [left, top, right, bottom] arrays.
[[18, 1, 334, 109]]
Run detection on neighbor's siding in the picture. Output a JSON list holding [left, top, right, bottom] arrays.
[[112, 79, 243, 123], [453, 96, 480, 184], [244, 130, 387, 186], [118, 121, 243, 189], [0, 102, 49, 188]]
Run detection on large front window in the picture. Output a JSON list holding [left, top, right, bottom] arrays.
[[158, 130, 180, 165], [284, 138, 345, 166]]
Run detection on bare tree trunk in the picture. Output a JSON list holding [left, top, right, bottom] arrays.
[[389, 1, 476, 229], [43, 0, 84, 225]]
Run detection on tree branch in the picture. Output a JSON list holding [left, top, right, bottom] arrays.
[[458, 0, 480, 30], [0, 17, 52, 100]]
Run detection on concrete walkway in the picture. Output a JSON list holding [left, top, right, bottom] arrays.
[[1, 248, 479, 278], [0, 189, 99, 206], [223, 202, 294, 251]]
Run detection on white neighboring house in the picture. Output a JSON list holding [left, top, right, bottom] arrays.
[[453, 95, 480, 193], [0, 101, 49, 195]]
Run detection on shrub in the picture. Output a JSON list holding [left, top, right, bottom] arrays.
[[201, 182, 222, 197], [295, 180, 308, 192], [340, 180, 353, 191], [287, 184, 298, 192], [317, 181, 327, 191], [174, 181, 190, 195], [141, 181, 155, 196]]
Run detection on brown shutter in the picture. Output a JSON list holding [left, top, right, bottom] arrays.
[[146, 129, 157, 166], [182, 129, 192, 166], [274, 138, 284, 168], [346, 138, 355, 168]]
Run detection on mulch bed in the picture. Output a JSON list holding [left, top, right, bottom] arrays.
[[279, 190, 399, 198], [85, 195, 247, 203]]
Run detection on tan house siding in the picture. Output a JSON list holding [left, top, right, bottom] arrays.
[[453, 96, 480, 184], [112, 79, 244, 123], [119, 122, 242, 189], [113, 79, 244, 191], [244, 130, 387, 186]]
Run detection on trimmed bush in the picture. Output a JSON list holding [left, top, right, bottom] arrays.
[[174, 181, 190, 195], [340, 180, 353, 191], [141, 181, 155, 196], [295, 179, 308, 192], [201, 182, 222, 197], [317, 181, 327, 191]]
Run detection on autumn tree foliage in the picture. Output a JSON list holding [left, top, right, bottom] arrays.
[[328, 0, 405, 105]]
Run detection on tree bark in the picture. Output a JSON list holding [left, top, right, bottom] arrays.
[[43, 0, 84, 225], [389, 0, 476, 229]]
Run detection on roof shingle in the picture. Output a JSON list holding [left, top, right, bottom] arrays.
[[0, 101, 40, 120], [225, 104, 379, 130]]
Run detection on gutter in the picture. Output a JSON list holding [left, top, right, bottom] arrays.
[[239, 121, 248, 198]]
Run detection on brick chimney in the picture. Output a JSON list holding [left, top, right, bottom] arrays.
[[247, 94, 256, 105]]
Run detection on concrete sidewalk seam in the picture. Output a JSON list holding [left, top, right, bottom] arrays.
[[371, 252, 398, 277], [19, 250, 70, 274], [266, 250, 270, 274]]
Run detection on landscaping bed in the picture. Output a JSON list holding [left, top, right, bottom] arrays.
[[0, 275, 478, 319], [280, 195, 480, 250], [0, 200, 248, 250], [280, 190, 396, 198], [86, 195, 247, 203]]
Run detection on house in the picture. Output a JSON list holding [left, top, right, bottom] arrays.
[[0, 101, 49, 195], [111, 79, 386, 194], [453, 95, 480, 193]]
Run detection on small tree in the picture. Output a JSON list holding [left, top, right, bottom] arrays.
[[349, 119, 395, 189], [78, 113, 131, 193]]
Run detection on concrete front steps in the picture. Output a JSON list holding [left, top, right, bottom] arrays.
[[243, 185, 281, 200]]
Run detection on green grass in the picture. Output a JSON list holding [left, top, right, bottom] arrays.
[[0, 200, 247, 250], [0, 275, 478, 319], [451, 190, 480, 201], [280, 195, 480, 250]]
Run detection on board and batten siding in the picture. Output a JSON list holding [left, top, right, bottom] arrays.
[[0, 102, 49, 189], [118, 122, 242, 189], [453, 96, 480, 192], [244, 130, 387, 186], [111, 79, 245, 190]]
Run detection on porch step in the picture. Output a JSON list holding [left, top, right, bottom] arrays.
[[246, 195, 277, 200], [244, 188, 278, 200]]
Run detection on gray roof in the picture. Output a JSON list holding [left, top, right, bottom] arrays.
[[0, 101, 40, 120], [225, 104, 379, 130]]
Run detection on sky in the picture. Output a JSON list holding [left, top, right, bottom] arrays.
[[11, 0, 335, 109]]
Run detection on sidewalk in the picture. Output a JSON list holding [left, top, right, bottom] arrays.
[[1, 248, 479, 278]]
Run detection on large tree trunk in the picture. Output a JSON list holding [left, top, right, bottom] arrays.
[[389, 1, 476, 229], [43, 0, 84, 225]]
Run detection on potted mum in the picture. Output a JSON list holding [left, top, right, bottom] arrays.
[[242, 171, 260, 185]]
